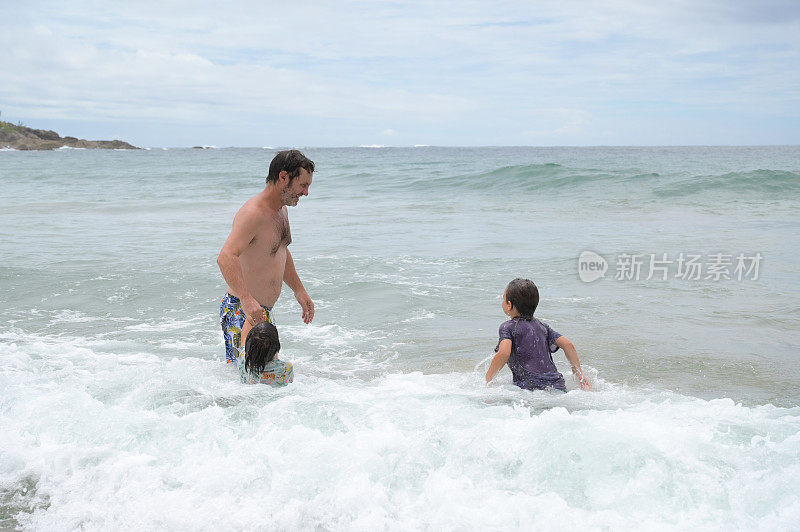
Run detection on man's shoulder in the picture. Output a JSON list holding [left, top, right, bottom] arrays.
[[236, 195, 276, 221], [241, 193, 269, 211], [236, 196, 261, 216]]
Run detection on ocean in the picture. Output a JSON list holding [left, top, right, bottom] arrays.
[[1, 146, 799, 530]]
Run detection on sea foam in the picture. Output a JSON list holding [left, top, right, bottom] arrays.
[[1, 332, 799, 530]]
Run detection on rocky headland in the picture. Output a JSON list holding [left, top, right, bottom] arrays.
[[0, 120, 139, 150]]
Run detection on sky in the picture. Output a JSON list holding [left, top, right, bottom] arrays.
[[2, 0, 799, 147]]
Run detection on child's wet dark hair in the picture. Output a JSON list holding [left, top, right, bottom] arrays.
[[244, 321, 281, 373], [505, 278, 540, 320]]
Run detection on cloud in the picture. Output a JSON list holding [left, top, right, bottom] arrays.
[[521, 108, 590, 138], [2, 32, 473, 128], [0, 0, 797, 145]]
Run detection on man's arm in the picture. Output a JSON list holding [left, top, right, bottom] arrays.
[[240, 319, 253, 352], [283, 248, 314, 324], [555, 336, 591, 390], [485, 339, 512, 383], [217, 205, 267, 325]]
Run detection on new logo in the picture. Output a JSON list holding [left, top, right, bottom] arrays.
[[578, 251, 607, 282]]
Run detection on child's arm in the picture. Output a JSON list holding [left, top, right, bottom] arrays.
[[555, 336, 591, 390], [485, 339, 512, 383]]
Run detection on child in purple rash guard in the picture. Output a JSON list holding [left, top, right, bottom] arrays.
[[485, 278, 591, 391]]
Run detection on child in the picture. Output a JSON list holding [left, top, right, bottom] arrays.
[[239, 320, 294, 386], [485, 278, 591, 391]]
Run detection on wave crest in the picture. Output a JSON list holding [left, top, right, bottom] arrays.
[[653, 169, 800, 197]]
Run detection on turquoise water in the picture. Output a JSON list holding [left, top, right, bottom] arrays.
[[1, 146, 799, 529]]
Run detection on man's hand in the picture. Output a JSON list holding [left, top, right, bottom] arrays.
[[242, 297, 267, 326], [295, 290, 314, 324]]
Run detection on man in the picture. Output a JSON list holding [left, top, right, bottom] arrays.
[[217, 150, 315, 364]]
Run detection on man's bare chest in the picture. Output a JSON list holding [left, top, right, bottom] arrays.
[[252, 211, 291, 255]]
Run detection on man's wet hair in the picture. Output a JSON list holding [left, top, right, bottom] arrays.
[[267, 150, 315, 184], [505, 278, 540, 320], [244, 321, 281, 373]]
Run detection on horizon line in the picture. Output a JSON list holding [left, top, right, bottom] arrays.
[[137, 144, 800, 149]]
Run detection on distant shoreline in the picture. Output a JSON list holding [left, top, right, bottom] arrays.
[[0, 120, 139, 150]]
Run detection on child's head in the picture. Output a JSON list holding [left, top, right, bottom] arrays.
[[503, 278, 540, 320], [244, 321, 281, 373]]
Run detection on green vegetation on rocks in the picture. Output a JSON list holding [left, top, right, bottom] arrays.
[[0, 120, 139, 150]]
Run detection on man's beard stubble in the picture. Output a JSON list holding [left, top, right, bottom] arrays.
[[280, 186, 298, 206]]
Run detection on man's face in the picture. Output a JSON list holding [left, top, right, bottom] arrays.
[[279, 168, 313, 206]]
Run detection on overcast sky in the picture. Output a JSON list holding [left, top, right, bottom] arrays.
[[2, 1, 799, 147]]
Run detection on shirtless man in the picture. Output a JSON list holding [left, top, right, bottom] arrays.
[[217, 150, 315, 364]]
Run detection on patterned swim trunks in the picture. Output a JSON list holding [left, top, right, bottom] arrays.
[[220, 293, 273, 364]]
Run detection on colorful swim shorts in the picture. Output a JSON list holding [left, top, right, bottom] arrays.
[[220, 293, 273, 364]]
